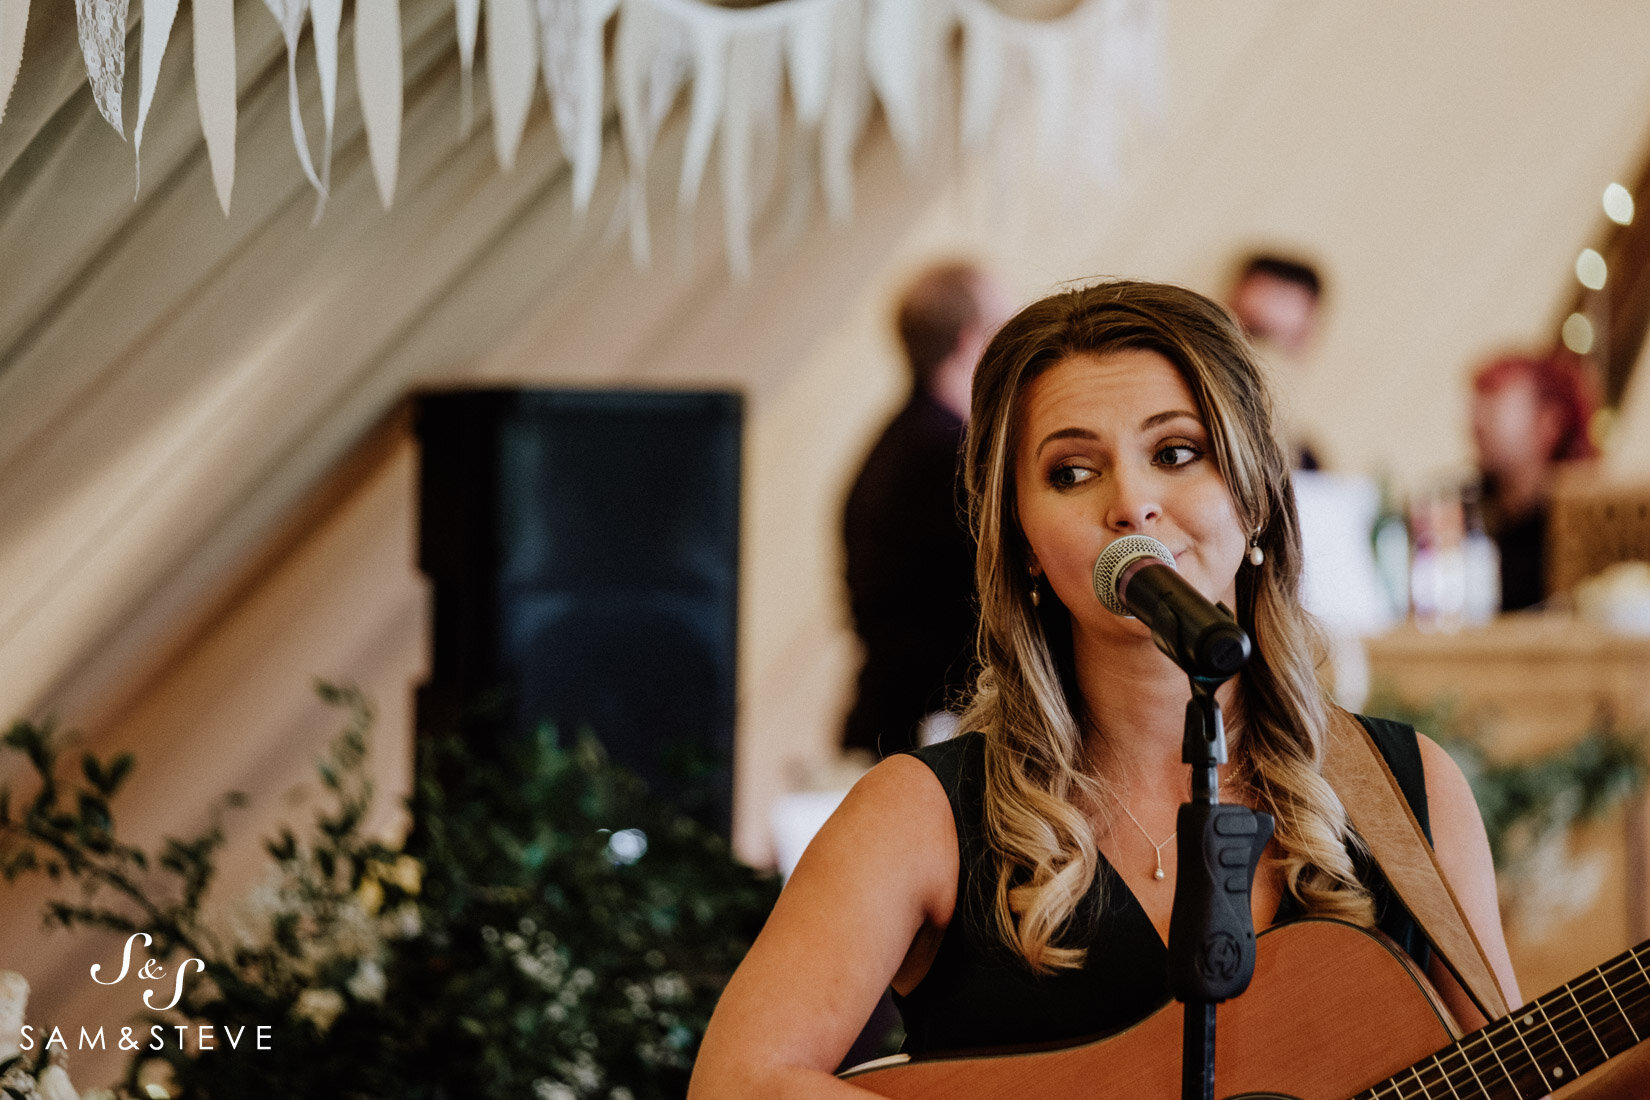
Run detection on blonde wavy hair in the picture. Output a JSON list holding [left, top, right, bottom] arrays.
[[956, 280, 1375, 972]]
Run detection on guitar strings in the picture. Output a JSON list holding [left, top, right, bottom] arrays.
[[1363, 971, 1650, 1099], [1360, 943, 1650, 1098], [1422, 965, 1649, 1097], [1416, 970, 1649, 1097]]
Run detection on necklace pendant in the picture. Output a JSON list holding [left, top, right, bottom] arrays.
[[1153, 866, 1165, 881]]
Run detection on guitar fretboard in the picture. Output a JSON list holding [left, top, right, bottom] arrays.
[[1352, 939, 1650, 1098]]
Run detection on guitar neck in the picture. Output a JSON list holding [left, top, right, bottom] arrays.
[[1355, 939, 1650, 1099]]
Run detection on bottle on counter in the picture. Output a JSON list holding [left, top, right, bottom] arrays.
[[1460, 483, 1501, 625], [1409, 487, 1466, 632], [1370, 478, 1411, 621]]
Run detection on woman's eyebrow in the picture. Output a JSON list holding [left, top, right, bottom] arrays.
[[1033, 427, 1096, 458], [1034, 411, 1202, 458], [1140, 409, 1201, 430]]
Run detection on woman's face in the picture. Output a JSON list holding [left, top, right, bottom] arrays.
[[1471, 373, 1551, 475], [1013, 349, 1248, 653]]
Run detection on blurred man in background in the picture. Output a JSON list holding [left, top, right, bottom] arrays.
[[840, 261, 1011, 759], [1226, 253, 1326, 469]]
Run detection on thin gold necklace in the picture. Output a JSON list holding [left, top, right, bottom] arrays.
[[1118, 803, 1176, 881]]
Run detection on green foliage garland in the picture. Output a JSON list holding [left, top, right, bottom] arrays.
[[1363, 688, 1648, 869], [0, 685, 780, 1099]]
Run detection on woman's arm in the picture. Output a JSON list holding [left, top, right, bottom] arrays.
[[688, 753, 960, 1097], [1416, 733, 1523, 1028]]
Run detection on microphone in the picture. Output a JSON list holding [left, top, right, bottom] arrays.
[[1091, 535, 1252, 680]]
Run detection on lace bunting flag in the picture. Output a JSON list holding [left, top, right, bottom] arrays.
[[19, 0, 1165, 265], [75, 0, 129, 134], [0, 0, 29, 129]]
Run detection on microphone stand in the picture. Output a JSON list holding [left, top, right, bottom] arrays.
[[1167, 667, 1274, 1100]]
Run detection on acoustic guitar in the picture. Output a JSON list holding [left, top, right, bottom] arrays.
[[841, 918, 1650, 1098]]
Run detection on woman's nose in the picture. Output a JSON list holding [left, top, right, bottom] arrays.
[[1104, 469, 1162, 531]]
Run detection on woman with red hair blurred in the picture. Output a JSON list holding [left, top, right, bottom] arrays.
[[1470, 350, 1600, 610]]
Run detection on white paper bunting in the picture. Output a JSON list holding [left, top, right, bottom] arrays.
[[783, 1, 830, 126], [75, 0, 130, 135], [454, 0, 480, 135], [0, 0, 30, 130], [486, 0, 537, 170], [957, 0, 1005, 153], [1104, 0, 1165, 125], [355, 0, 402, 206], [264, 0, 327, 203], [538, 0, 618, 212], [954, 0, 1163, 184], [134, 0, 181, 192], [718, 27, 783, 278], [817, 0, 864, 224], [311, 0, 343, 212], [27, 0, 1166, 268], [615, 0, 691, 265], [675, 13, 726, 212], [863, 0, 943, 165], [192, 0, 236, 214]]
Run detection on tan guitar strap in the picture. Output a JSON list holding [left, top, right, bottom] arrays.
[[1323, 707, 1511, 1022]]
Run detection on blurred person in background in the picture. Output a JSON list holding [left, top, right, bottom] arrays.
[[1225, 253, 1325, 470], [1470, 349, 1600, 611], [1227, 253, 1387, 705], [840, 260, 1012, 759]]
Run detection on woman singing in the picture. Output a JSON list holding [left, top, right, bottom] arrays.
[[688, 280, 1519, 1095]]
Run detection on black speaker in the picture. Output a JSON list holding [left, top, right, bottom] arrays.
[[414, 389, 742, 836]]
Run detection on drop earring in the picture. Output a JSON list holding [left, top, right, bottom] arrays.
[[1030, 571, 1042, 607], [1248, 530, 1265, 567]]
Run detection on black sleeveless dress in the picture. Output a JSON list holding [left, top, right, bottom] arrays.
[[892, 715, 1431, 1057]]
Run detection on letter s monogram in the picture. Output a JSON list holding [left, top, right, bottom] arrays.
[[91, 933, 153, 985], [145, 956, 205, 1012]]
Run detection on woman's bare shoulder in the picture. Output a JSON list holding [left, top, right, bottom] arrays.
[[791, 750, 959, 883]]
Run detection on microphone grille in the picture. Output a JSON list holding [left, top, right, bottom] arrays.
[[1091, 535, 1176, 617]]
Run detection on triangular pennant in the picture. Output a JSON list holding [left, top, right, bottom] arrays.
[[1, 0, 31, 130], [538, 0, 618, 213], [263, 0, 327, 202], [956, 0, 1006, 152], [75, 0, 130, 135], [676, 15, 727, 211], [486, 0, 536, 170], [355, 0, 402, 206], [614, 0, 691, 266], [134, 0, 181, 191], [817, 0, 866, 224], [783, 0, 830, 126], [311, 0, 343, 215], [454, 0, 480, 135], [192, 0, 236, 214]]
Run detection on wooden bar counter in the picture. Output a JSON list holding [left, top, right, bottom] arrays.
[[1363, 613, 1650, 996]]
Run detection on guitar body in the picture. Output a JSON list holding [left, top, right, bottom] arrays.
[[843, 920, 1459, 1099]]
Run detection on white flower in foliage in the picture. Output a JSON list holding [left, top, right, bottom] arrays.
[[346, 959, 387, 1003], [293, 987, 347, 1034], [0, 971, 28, 1062]]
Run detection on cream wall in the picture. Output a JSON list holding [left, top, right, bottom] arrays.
[[8, 3, 1650, 1067]]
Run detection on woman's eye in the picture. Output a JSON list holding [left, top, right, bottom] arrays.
[[1155, 443, 1202, 468], [1049, 463, 1095, 489]]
